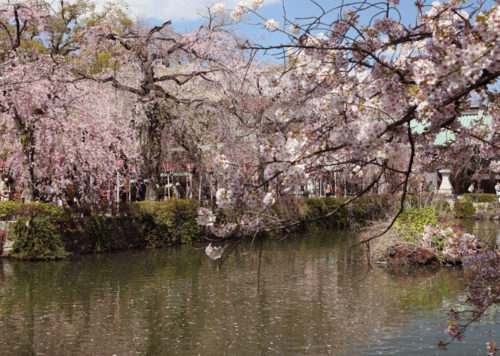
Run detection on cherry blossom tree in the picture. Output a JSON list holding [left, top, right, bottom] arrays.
[[0, 2, 136, 201], [198, 0, 500, 236], [77, 16, 245, 200], [198, 1, 500, 352]]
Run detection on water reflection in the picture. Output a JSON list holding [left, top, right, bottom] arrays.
[[460, 219, 500, 248], [0, 231, 497, 355]]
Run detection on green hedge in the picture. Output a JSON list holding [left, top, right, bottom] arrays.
[[462, 193, 498, 203], [432, 199, 452, 213], [454, 200, 476, 218], [11, 214, 69, 260], [303, 197, 348, 229], [129, 200, 200, 247], [3, 195, 396, 257], [4, 200, 201, 259], [0, 201, 66, 220]]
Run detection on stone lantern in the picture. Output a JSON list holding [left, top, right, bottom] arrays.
[[437, 169, 453, 195]]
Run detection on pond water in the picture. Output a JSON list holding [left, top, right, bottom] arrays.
[[0, 228, 498, 355], [461, 219, 500, 249]]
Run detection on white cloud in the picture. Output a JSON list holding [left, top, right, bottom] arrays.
[[95, 0, 279, 22]]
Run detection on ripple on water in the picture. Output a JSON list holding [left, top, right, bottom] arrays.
[[0, 229, 499, 355]]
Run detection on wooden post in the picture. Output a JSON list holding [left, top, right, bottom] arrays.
[[198, 175, 202, 201]]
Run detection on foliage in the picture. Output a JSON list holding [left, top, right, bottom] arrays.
[[270, 195, 307, 222], [130, 200, 200, 247], [454, 201, 476, 218], [394, 207, 439, 241], [404, 193, 433, 208], [462, 194, 498, 203], [0, 201, 66, 220], [2, 200, 201, 254], [353, 194, 394, 221], [432, 199, 452, 214], [267, 195, 393, 232], [421, 225, 479, 263], [303, 197, 347, 229], [157, 185, 166, 200], [11, 214, 68, 260], [0, 201, 20, 220], [84, 214, 111, 253]]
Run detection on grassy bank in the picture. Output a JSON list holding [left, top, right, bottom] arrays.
[[270, 194, 394, 231], [368, 202, 495, 266], [0, 195, 396, 260], [1, 200, 200, 259]]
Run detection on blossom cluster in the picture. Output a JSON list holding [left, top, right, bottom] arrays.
[[443, 249, 499, 353], [208, 0, 275, 26], [196, 207, 216, 226], [421, 225, 479, 263], [205, 242, 226, 260], [423, 226, 499, 354]]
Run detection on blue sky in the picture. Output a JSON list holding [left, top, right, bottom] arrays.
[[98, 0, 497, 51], [160, 1, 421, 44]]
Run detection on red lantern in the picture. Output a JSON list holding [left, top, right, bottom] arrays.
[[186, 162, 194, 172]]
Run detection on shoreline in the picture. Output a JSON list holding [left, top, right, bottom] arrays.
[[0, 195, 393, 260], [1, 195, 498, 261]]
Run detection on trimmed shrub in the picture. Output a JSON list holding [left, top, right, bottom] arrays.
[[462, 193, 498, 203], [0, 201, 19, 220], [277, 194, 394, 231], [11, 214, 68, 260], [303, 197, 347, 229], [130, 200, 200, 247], [454, 200, 476, 218], [157, 185, 166, 200], [0, 201, 65, 220], [353, 194, 393, 221]]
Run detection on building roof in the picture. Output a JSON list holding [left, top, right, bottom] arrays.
[[412, 106, 492, 145]]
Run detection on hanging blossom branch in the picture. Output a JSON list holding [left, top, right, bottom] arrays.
[[197, 3, 500, 353]]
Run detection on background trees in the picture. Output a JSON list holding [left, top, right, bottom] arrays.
[[0, 1, 136, 201], [2, 0, 499, 212]]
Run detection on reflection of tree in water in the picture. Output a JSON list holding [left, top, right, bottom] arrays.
[[0, 258, 4, 283], [384, 267, 465, 312], [460, 219, 500, 249], [0, 233, 486, 355], [0, 252, 205, 355]]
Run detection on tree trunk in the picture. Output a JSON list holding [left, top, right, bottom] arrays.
[[13, 108, 35, 202], [21, 132, 36, 202], [141, 107, 165, 201], [21, 156, 34, 202]]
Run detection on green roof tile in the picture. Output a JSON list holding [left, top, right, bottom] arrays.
[[411, 107, 491, 145]]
